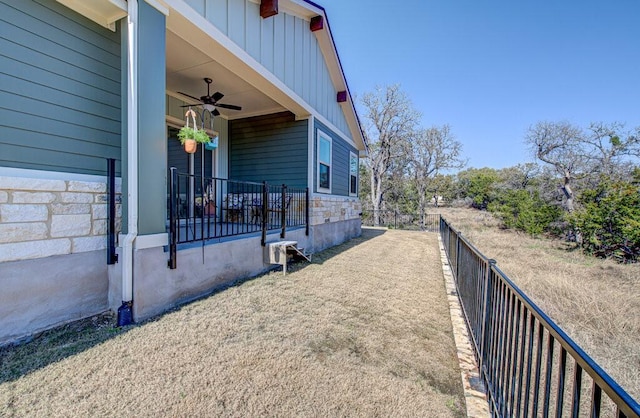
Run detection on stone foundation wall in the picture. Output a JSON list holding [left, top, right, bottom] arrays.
[[0, 175, 121, 263], [310, 195, 361, 226]]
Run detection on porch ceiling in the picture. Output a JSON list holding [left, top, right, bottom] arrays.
[[166, 30, 286, 120]]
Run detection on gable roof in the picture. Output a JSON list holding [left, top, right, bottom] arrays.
[[58, 0, 367, 152], [279, 0, 368, 153]]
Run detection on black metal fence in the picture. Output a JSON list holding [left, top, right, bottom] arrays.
[[168, 168, 308, 269], [106, 158, 118, 265], [440, 217, 640, 417], [361, 209, 439, 231]]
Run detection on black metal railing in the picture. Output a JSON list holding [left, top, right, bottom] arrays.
[[106, 158, 118, 265], [361, 209, 439, 231], [440, 217, 640, 417], [168, 168, 308, 268]]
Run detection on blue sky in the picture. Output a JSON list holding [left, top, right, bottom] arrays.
[[318, 0, 640, 169]]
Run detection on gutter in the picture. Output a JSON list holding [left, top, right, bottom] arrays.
[[118, 0, 138, 327]]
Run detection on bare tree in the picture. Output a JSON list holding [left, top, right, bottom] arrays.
[[361, 85, 420, 224], [584, 122, 640, 179], [409, 125, 465, 225], [497, 163, 541, 190], [527, 121, 640, 213], [525, 121, 586, 213]]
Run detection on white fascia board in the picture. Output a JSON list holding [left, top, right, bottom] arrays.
[[56, 0, 127, 31], [0, 166, 122, 184], [313, 111, 358, 150], [281, 0, 323, 19], [247, 0, 320, 20], [145, 0, 170, 16], [164, 0, 312, 120], [299, 5, 366, 151], [339, 98, 366, 151]]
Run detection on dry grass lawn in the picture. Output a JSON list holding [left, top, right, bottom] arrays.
[[439, 207, 640, 402], [0, 228, 466, 417]]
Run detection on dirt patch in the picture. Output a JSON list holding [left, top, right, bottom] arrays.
[[0, 228, 466, 417]]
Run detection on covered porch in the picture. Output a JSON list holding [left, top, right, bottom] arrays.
[[86, 0, 364, 325]]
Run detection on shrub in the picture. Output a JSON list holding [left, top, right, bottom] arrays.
[[488, 189, 562, 236], [569, 180, 640, 263]]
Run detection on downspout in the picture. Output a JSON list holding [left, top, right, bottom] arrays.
[[118, 0, 138, 327]]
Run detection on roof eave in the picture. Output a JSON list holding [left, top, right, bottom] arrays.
[[282, 0, 367, 151]]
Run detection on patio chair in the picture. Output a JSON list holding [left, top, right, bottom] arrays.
[[195, 196, 216, 218], [224, 194, 244, 223], [268, 194, 292, 226], [249, 197, 262, 225]]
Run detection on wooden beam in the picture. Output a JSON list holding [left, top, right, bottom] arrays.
[[337, 91, 347, 103], [260, 0, 278, 18], [310, 15, 324, 32]]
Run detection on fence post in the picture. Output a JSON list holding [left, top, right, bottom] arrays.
[[261, 181, 268, 246], [280, 184, 287, 239], [455, 232, 461, 279], [305, 187, 310, 236], [168, 167, 177, 269], [479, 258, 497, 378], [106, 158, 118, 265]]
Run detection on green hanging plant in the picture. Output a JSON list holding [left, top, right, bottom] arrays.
[[178, 109, 210, 154], [177, 127, 210, 144]]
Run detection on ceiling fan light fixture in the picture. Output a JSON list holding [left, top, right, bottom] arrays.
[[202, 103, 215, 112]]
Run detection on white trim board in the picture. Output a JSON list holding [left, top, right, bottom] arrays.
[[0, 167, 122, 185]]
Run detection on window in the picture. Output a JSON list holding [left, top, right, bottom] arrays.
[[349, 152, 358, 196], [317, 130, 332, 193]]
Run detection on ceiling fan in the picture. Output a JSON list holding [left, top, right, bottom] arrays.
[[178, 77, 242, 116]]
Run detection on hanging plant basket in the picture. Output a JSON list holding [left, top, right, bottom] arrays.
[[178, 108, 210, 154], [183, 138, 197, 153], [204, 136, 218, 151]]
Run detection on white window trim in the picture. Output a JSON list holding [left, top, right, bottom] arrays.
[[317, 129, 332, 194], [349, 151, 358, 197]]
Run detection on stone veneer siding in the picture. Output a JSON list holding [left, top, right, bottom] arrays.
[[310, 195, 361, 226], [0, 176, 121, 263]]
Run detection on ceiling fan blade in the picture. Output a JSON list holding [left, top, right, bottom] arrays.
[[180, 103, 202, 107], [216, 103, 242, 111], [213, 108, 220, 117], [177, 92, 202, 102], [212, 92, 224, 102]]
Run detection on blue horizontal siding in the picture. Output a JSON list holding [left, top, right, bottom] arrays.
[[230, 112, 308, 188], [314, 119, 357, 196], [0, 0, 121, 176]]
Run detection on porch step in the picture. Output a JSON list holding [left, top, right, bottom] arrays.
[[264, 240, 311, 275], [287, 245, 312, 263]]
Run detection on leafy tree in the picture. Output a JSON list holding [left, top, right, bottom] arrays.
[[569, 179, 640, 263], [488, 189, 562, 236], [429, 174, 457, 206], [455, 168, 500, 209]]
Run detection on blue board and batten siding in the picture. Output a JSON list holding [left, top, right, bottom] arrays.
[[183, 0, 349, 138], [0, 0, 121, 176], [229, 112, 307, 188], [314, 119, 357, 196]]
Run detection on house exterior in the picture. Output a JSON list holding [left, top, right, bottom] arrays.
[[0, 0, 367, 344]]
